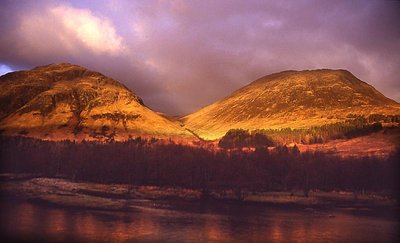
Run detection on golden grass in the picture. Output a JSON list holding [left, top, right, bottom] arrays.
[[296, 129, 399, 158], [183, 69, 400, 140]]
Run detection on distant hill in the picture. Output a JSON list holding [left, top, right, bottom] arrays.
[[182, 69, 400, 140], [0, 63, 195, 141]]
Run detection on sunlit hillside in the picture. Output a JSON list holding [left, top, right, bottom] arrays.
[[183, 69, 400, 140], [0, 63, 195, 141]]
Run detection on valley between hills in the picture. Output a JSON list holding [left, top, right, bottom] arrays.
[[0, 63, 399, 157]]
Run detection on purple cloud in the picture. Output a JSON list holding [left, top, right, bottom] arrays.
[[0, 0, 399, 115]]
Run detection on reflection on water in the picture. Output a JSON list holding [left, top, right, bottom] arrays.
[[0, 200, 398, 242]]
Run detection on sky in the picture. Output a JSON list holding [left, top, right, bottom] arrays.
[[0, 0, 399, 115]]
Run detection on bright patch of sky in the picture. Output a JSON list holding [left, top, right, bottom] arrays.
[[0, 64, 13, 76]]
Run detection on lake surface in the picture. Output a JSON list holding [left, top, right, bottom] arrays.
[[0, 199, 398, 242]]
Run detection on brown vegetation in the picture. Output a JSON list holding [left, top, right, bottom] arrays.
[[1, 136, 398, 202]]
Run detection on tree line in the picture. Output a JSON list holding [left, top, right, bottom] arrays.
[[219, 115, 396, 148], [0, 136, 398, 200]]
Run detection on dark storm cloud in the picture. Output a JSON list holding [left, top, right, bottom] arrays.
[[0, 0, 399, 115]]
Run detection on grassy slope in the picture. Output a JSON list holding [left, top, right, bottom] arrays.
[[295, 128, 400, 157], [183, 69, 400, 140], [0, 63, 195, 141]]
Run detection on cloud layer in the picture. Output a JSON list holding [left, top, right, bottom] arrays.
[[14, 4, 125, 58], [1, 0, 399, 115]]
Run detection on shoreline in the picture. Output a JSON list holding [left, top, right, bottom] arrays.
[[0, 174, 397, 212]]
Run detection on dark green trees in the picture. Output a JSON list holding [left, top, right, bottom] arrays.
[[218, 129, 274, 149]]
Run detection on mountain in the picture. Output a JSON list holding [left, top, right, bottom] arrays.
[[182, 69, 400, 140], [0, 63, 195, 141]]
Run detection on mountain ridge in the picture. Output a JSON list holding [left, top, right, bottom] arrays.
[[1, 64, 399, 142], [0, 63, 195, 141], [183, 69, 400, 140]]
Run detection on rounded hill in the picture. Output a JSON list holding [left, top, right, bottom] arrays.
[[0, 63, 195, 141], [183, 69, 400, 140]]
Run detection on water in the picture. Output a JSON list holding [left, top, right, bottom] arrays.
[[0, 199, 398, 242]]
